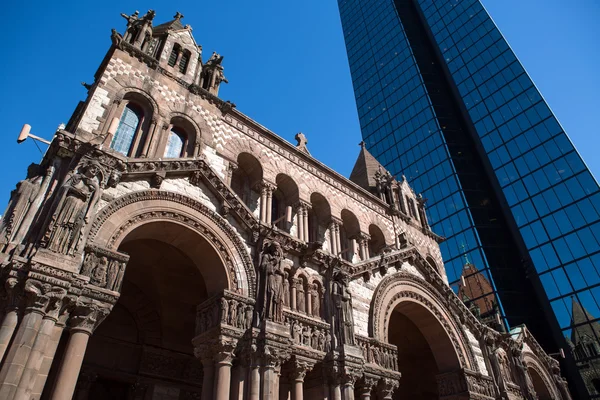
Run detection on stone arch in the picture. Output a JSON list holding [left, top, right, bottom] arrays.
[[309, 192, 331, 243], [231, 152, 264, 211], [523, 354, 561, 400], [89, 190, 256, 297], [164, 112, 203, 157], [369, 272, 474, 371], [368, 223, 387, 256], [115, 86, 160, 116]]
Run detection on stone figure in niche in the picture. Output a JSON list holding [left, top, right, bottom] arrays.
[[311, 283, 321, 317], [325, 331, 332, 353], [296, 281, 306, 313], [45, 161, 102, 256], [331, 271, 355, 346], [292, 321, 302, 344], [317, 330, 325, 351], [311, 327, 319, 349], [91, 256, 109, 287], [229, 300, 237, 326], [0, 164, 45, 246], [283, 271, 290, 307], [220, 297, 229, 323], [257, 241, 285, 323], [106, 260, 120, 291], [245, 305, 253, 329], [237, 302, 245, 328], [302, 325, 311, 346]]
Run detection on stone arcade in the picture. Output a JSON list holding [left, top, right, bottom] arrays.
[[0, 10, 572, 400]]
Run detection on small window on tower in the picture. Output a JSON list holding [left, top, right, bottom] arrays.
[[179, 50, 191, 74], [164, 128, 186, 158], [168, 44, 181, 67]]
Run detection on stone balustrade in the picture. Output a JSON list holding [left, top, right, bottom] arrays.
[[195, 290, 255, 336], [356, 334, 399, 372]]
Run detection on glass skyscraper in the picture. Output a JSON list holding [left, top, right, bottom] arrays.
[[338, 0, 600, 396]]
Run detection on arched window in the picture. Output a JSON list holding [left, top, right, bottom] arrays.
[[111, 104, 142, 156], [179, 50, 191, 74], [168, 44, 181, 67], [164, 128, 186, 158]]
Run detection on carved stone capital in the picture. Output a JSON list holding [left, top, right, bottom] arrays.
[[24, 279, 67, 316], [4, 277, 22, 311], [377, 378, 399, 400], [290, 359, 313, 382], [68, 300, 112, 334]]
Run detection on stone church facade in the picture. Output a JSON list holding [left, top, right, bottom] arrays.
[[0, 10, 572, 400]]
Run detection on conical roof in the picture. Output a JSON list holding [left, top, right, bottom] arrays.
[[349, 142, 386, 191], [570, 297, 600, 344]]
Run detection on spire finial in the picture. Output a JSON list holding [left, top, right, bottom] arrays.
[[461, 242, 470, 265], [174, 11, 184, 20], [359, 141, 366, 149]]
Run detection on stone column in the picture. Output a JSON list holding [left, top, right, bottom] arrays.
[[201, 354, 215, 400], [0, 280, 63, 399], [14, 292, 67, 400], [303, 209, 309, 243], [357, 378, 376, 400], [306, 286, 313, 317], [291, 361, 311, 400], [330, 377, 342, 400], [0, 277, 21, 362], [30, 315, 69, 399], [214, 348, 235, 400], [230, 361, 246, 400], [261, 354, 281, 400], [50, 303, 110, 400], [296, 203, 305, 241], [140, 116, 160, 157], [342, 372, 358, 400], [290, 278, 297, 312], [334, 220, 343, 257], [266, 185, 274, 225], [328, 220, 338, 255], [247, 353, 261, 400]]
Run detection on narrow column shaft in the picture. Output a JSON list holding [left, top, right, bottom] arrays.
[[0, 309, 19, 362], [343, 383, 355, 400], [335, 226, 342, 257], [266, 190, 273, 224], [297, 208, 304, 241], [214, 355, 233, 400], [260, 189, 268, 223], [248, 363, 260, 400], [290, 282, 297, 311], [230, 364, 246, 400], [261, 365, 279, 400], [0, 310, 44, 399], [303, 212, 309, 242], [50, 331, 90, 400], [14, 316, 57, 400], [30, 323, 65, 400], [140, 118, 159, 157], [306, 291, 312, 317], [331, 381, 342, 400], [201, 357, 215, 400], [359, 391, 371, 400], [329, 224, 338, 255], [293, 378, 304, 400]]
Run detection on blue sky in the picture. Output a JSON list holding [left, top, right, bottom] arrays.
[[0, 0, 598, 211]]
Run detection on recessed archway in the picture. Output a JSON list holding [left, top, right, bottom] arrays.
[[388, 300, 461, 399], [81, 220, 230, 398]]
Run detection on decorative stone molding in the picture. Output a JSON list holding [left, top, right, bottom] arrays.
[[68, 299, 112, 334], [81, 244, 129, 292], [195, 290, 255, 338], [88, 190, 256, 297], [356, 335, 399, 372]]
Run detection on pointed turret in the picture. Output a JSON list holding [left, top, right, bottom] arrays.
[[349, 141, 386, 191], [570, 297, 600, 345]]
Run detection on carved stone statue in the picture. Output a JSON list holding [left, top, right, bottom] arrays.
[[0, 164, 44, 247], [91, 256, 109, 287], [44, 162, 102, 256], [331, 271, 355, 346], [257, 241, 285, 323], [297, 281, 306, 313], [310, 283, 320, 317], [283, 271, 290, 307]]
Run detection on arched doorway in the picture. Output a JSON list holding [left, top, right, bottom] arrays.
[[528, 365, 553, 400], [388, 300, 461, 399], [78, 220, 232, 399]]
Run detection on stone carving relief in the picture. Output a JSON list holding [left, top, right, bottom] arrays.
[[42, 161, 104, 256], [331, 270, 355, 347], [257, 241, 285, 323], [80, 245, 129, 291]]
